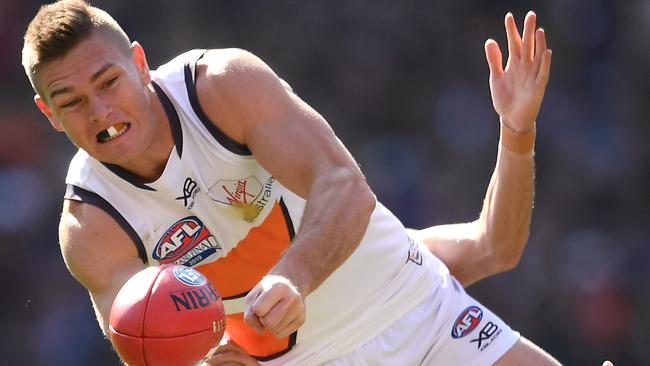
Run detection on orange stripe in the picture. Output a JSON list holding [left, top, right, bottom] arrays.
[[226, 314, 294, 359], [197, 200, 294, 358]]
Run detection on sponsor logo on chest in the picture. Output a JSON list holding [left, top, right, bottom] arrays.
[[208, 176, 275, 222], [152, 216, 222, 267]]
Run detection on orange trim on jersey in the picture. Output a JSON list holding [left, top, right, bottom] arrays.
[[197, 199, 296, 359], [226, 313, 296, 360]]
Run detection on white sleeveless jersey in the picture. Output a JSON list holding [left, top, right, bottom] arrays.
[[65, 50, 442, 365]]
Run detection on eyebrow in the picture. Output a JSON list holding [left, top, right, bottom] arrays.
[[48, 63, 117, 100]]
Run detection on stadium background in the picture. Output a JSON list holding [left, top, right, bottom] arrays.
[[1, 0, 648, 364]]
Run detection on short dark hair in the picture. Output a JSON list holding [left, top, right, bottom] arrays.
[[22, 0, 131, 92]]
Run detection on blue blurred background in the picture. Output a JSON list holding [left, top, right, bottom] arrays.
[[1, 0, 648, 365]]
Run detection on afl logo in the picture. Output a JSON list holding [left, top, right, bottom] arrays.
[[153, 216, 208, 263], [172, 266, 207, 287], [451, 306, 483, 339]]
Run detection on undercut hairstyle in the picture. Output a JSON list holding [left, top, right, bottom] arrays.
[[22, 0, 131, 93]]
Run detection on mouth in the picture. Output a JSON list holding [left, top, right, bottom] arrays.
[[97, 122, 130, 143]]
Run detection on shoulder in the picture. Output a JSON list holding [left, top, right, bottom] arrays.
[[199, 48, 276, 83], [197, 48, 284, 99], [198, 48, 293, 104], [193, 48, 295, 144]]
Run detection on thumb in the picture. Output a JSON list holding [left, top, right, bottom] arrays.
[[485, 39, 504, 77], [602, 361, 614, 366]]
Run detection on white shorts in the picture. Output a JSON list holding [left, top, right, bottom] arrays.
[[323, 273, 519, 366]]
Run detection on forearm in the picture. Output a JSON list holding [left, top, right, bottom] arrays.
[[270, 169, 376, 296], [477, 119, 536, 270]]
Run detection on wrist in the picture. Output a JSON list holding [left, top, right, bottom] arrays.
[[499, 119, 536, 154], [269, 263, 313, 298]]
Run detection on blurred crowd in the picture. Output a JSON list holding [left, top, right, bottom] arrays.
[[1, 0, 647, 365]]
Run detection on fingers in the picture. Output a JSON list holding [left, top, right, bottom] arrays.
[[243, 286, 264, 334], [535, 49, 552, 86], [485, 39, 504, 76], [204, 351, 257, 365], [216, 339, 248, 354], [244, 275, 305, 338], [204, 351, 260, 366], [261, 296, 304, 338], [534, 27, 552, 86], [256, 280, 304, 337], [521, 11, 537, 63], [505, 12, 522, 60], [204, 339, 260, 366], [259, 294, 298, 329], [274, 318, 303, 339], [533, 28, 546, 71]]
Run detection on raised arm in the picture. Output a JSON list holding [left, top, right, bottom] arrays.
[[194, 49, 376, 338], [411, 11, 552, 287], [59, 200, 145, 336]]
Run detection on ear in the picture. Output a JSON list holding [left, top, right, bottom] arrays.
[[34, 95, 64, 132], [131, 41, 151, 85]]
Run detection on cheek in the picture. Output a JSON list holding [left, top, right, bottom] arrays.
[[115, 82, 150, 117], [60, 125, 85, 148]]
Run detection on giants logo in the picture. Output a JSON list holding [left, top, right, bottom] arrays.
[[406, 238, 423, 266], [170, 282, 221, 312], [451, 306, 483, 339], [153, 216, 222, 267]]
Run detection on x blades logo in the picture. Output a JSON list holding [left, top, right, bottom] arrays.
[[176, 177, 200, 209], [470, 321, 502, 351]]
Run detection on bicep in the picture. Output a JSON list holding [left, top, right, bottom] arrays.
[[201, 50, 365, 198], [59, 200, 145, 334], [246, 91, 357, 198]]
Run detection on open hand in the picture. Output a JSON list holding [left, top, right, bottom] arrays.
[[485, 11, 552, 133], [244, 275, 306, 338]]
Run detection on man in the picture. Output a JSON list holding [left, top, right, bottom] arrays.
[[23, 1, 559, 364]]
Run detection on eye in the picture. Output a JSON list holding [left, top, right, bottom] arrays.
[[60, 99, 81, 109], [103, 76, 118, 88]]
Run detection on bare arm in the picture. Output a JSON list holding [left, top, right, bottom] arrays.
[[410, 128, 535, 286], [59, 200, 145, 337], [411, 12, 551, 287], [195, 49, 375, 338]]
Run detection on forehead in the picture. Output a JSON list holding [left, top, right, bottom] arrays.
[[37, 31, 131, 96]]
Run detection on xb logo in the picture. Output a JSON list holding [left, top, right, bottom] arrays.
[[470, 321, 500, 350], [176, 177, 200, 209]]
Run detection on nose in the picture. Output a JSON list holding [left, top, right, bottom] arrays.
[[88, 95, 112, 123]]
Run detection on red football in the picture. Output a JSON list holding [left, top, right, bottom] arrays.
[[109, 264, 226, 366]]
